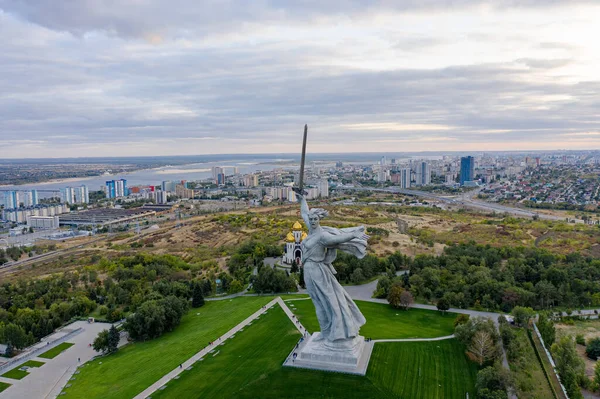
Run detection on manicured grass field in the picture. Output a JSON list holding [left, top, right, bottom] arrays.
[[22, 360, 45, 368], [0, 382, 11, 393], [367, 340, 478, 398], [153, 305, 389, 399], [62, 296, 274, 399], [1, 359, 47, 380], [39, 342, 75, 359], [1, 367, 29, 380], [288, 299, 455, 339]]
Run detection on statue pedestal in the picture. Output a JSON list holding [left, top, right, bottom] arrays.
[[283, 333, 374, 375]]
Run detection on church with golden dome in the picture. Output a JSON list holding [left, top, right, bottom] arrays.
[[283, 220, 307, 265]]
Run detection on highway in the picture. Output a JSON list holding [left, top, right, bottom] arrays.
[[344, 186, 577, 222]]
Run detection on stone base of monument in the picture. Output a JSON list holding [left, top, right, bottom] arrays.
[[283, 332, 374, 375]]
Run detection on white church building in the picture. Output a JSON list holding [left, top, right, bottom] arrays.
[[282, 221, 307, 265]]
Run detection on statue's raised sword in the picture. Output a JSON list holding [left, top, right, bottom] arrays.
[[294, 124, 308, 196]]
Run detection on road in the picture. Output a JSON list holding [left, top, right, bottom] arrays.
[[347, 186, 578, 222]]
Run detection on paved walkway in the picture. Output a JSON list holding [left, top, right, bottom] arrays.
[[0, 321, 121, 399], [133, 298, 281, 399], [372, 334, 455, 343]]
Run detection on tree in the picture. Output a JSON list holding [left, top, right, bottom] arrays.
[[552, 335, 585, 398], [454, 314, 470, 327], [537, 313, 556, 347], [290, 260, 299, 274], [469, 330, 495, 366], [350, 268, 365, 284], [512, 306, 534, 327], [228, 280, 244, 295], [400, 290, 414, 310], [476, 364, 512, 399], [387, 285, 404, 309], [0, 323, 31, 350], [93, 329, 110, 353], [107, 325, 120, 353], [586, 338, 600, 360], [299, 266, 306, 288], [437, 298, 450, 313], [192, 283, 205, 308]]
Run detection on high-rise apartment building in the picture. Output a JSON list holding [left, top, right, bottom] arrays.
[[414, 161, 431, 186], [460, 156, 475, 186], [60, 185, 89, 204], [161, 181, 177, 192], [243, 174, 259, 187], [317, 179, 329, 198], [106, 179, 127, 198], [3, 191, 19, 209], [74, 185, 89, 204], [399, 168, 411, 189]]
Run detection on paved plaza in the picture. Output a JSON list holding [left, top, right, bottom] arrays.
[[0, 321, 118, 399]]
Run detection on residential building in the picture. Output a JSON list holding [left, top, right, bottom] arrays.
[[61, 185, 89, 204], [74, 185, 89, 204], [398, 168, 411, 189], [414, 161, 431, 186], [161, 181, 177, 192], [460, 156, 475, 186], [106, 179, 127, 198], [175, 184, 194, 199], [3, 191, 19, 209], [243, 174, 258, 187], [317, 179, 329, 198]]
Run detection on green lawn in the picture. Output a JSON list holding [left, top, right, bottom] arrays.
[[152, 304, 389, 399], [0, 382, 11, 393], [367, 340, 478, 398], [1, 367, 29, 380], [22, 360, 45, 368], [39, 342, 75, 359], [62, 296, 274, 399], [1, 359, 45, 380], [287, 299, 455, 339]]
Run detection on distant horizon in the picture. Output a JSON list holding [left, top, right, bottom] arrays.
[[1, 148, 596, 162]]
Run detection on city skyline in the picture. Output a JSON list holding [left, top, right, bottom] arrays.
[[1, 1, 600, 158]]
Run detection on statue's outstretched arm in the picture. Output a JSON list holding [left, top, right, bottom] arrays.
[[321, 228, 368, 246], [297, 193, 311, 227]]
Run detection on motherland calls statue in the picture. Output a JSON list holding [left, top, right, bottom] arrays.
[[291, 126, 371, 367], [294, 191, 369, 348]]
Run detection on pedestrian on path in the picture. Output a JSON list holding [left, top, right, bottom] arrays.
[[78, 358, 80, 362], [179, 364, 182, 369]]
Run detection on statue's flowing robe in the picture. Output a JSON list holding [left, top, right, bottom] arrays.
[[301, 226, 367, 341]]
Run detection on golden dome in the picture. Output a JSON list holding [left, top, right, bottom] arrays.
[[292, 221, 303, 230], [286, 232, 295, 242], [301, 232, 308, 241]]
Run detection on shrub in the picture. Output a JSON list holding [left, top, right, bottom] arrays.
[[576, 334, 586, 346], [586, 338, 600, 360]]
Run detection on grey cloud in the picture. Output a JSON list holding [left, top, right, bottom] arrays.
[[1, 0, 596, 38], [515, 58, 572, 69]]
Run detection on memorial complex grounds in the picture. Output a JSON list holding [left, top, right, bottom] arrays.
[[61, 296, 476, 399]]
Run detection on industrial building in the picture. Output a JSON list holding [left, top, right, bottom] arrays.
[[59, 208, 155, 227]]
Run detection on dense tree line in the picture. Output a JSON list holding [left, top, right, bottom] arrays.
[[377, 242, 600, 312], [0, 253, 217, 355], [227, 241, 282, 283], [123, 295, 188, 341], [251, 266, 297, 294]]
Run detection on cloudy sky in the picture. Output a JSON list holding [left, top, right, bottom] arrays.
[[1, 1, 599, 158]]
